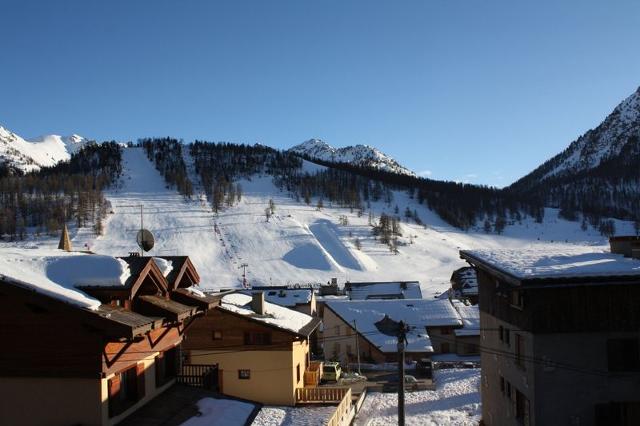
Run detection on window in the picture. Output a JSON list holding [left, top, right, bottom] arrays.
[[346, 344, 352, 355], [335, 325, 341, 336], [334, 342, 341, 354], [238, 369, 251, 380], [515, 389, 530, 426], [108, 364, 145, 417], [244, 331, 271, 345], [296, 364, 301, 383], [212, 330, 223, 340], [607, 339, 640, 372], [504, 328, 511, 346], [505, 381, 512, 399], [499, 326, 504, 342], [511, 290, 524, 309], [515, 334, 525, 369], [499, 376, 505, 394], [155, 347, 178, 387]]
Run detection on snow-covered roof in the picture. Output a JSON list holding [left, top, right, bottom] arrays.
[[451, 300, 480, 337], [451, 267, 478, 295], [461, 248, 640, 281], [326, 298, 463, 353], [219, 293, 318, 335], [347, 281, 422, 300], [244, 288, 313, 307], [0, 248, 131, 310]]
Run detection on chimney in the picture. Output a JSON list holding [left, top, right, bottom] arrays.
[[252, 292, 265, 315], [58, 224, 72, 252], [609, 236, 640, 258]]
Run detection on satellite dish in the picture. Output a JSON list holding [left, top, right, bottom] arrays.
[[136, 229, 155, 252]]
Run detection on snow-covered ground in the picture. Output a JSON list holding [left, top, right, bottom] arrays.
[[180, 397, 255, 426], [354, 369, 481, 426], [252, 404, 337, 426], [1, 146, 636, 298]]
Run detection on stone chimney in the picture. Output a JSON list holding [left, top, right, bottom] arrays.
[[609, 236, 640, 259], [252, 292, 265, 315], [58, 224, 72, 252]]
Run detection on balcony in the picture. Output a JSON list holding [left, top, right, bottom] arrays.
[[296, 386, 349, 404]]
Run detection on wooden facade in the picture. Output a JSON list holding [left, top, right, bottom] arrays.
[[0, 255, 218, 426]]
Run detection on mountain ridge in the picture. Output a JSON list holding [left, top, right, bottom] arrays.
[[289, 138, 416, 177]]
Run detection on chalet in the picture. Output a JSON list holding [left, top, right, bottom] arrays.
[[461, 241, 640, 426], [0, 252, 218, 426], [181, 292, 322, 406], [345, 280, 422, 300], [244, 285, 317, 316], [450, 266, 479, 305], [322, 298, 463, 364]]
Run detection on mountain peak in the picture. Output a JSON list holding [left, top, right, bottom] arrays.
[[289, 139, 415, 177]]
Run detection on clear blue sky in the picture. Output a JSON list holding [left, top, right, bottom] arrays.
[[1, 1, 639, 187]]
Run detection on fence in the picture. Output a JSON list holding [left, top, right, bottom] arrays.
[[178, 364, 218, 390], [296, 386, 348, 403], [326, 388, 353, 426]]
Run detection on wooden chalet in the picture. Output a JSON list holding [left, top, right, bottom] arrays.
[[0, 254, 220, 426]]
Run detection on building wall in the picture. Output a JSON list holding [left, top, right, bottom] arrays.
[[426, 326, 457, 353], [0, 377, 103, 426], [103, 353, 176, 425], [480, 313, 536, 426], [321, 306, 364, 364], [187, 348, 300, 405], [533, 331, 640, 426], [455, 335, 480, 356]]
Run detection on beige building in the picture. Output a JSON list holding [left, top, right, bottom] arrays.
[[322, 298, 467, 364], [182, 292, 321, 406]]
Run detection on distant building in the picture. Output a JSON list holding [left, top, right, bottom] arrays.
[[245, 286, 317, 316], [450, 299, 480, 356], [0, 253, 217, 426], [322, 298, 467, 364], [344, 281, 422, 300], [450, 267, 479, 305], [182, 292, 322, 406], [461, 241, 640, 426]]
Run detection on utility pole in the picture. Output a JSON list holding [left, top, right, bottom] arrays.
[[397, 320, 408, 426], [239, 263, 249, 288], [353, 320, 361, 375]]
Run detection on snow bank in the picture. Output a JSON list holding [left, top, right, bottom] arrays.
[[180, 397, 254, 426], [220, 293, 314, 334], [0, 247, 131, 309], [252, 404, 337, 426], [464, 247, 640, 279], [153, 257, 173, 277]]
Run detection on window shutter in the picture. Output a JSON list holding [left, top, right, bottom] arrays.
[[136, 363, 146, 399], [108, 375, 121, 417], [155, 353, 165, 387]]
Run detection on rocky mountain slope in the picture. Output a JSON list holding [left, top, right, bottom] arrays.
[[289, 138, 415, 177], [509, 87, 640, 221], [0, 125, 89, 173]]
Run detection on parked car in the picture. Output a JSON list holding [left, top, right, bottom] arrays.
[[322, 362, 342, 382], [390, 374, 419, 384]]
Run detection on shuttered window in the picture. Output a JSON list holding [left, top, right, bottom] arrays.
[[108, 363, 145, 418]]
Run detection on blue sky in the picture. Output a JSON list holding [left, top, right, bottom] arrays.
[[1, 1, 639, 187]]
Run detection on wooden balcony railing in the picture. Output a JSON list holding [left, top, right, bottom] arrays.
[[327, 388, 353, 426], [296, 386, 349, 403]]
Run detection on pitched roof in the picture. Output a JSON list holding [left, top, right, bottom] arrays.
[[451, 300, 480, 337], [219, 293, 320, 337], [242, 288, 313, 307]]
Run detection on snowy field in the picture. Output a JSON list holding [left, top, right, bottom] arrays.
[[1, 146, 636, 298], [354, 369, 481, 426]]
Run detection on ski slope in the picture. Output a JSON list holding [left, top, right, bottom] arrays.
[[7, 146, 637, 297]]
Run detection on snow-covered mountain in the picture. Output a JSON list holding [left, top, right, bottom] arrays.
[[0, 125, 90, 173], [509, 86, 640, 221], [289, 139, 415, 177], [512, 87, 640, 187]]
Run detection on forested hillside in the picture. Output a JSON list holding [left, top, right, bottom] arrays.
[[0, 142, 122, 239]]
